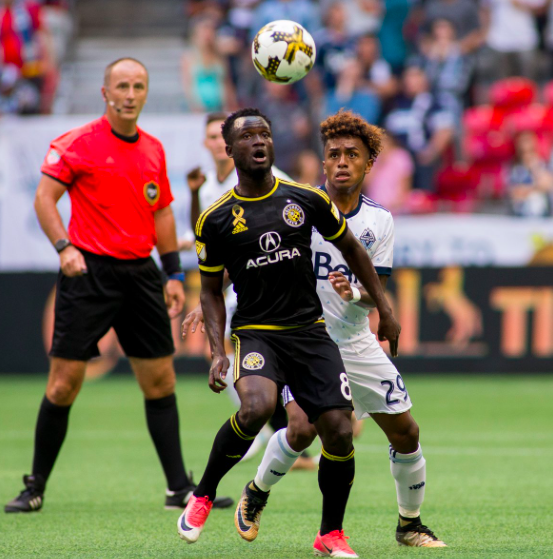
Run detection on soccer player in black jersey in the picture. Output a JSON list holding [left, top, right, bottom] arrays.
[[177, 108, 401, 557]]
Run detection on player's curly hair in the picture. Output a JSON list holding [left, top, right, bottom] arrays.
[[320, 109, 384, 162], [221, 108, 272, 146]]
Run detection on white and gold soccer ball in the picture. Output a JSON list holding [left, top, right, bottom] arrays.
[[252, 20, 316, 84]]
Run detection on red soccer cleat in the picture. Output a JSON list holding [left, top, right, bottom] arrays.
[[313, 530, 359, 558]]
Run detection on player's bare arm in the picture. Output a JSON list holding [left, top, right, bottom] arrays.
[[154, 206, 185, 318], [34, 174, 87, 277], [200, 274, 230, 393], [329, 270, 388, 309], [334, 229, 401, 356], [187, 166, 207, 230]]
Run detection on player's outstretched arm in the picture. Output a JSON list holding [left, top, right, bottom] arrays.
[[200, 274, 230, 393], [334, 229, 401, 356], [328, 270, 388, 309]]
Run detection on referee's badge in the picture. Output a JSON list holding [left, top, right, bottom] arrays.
[[195, 241, 207, 262], [283, 203, 305, 227], [144, 181, 160, 205], [242, 352, 265, 370], [46, 149, 60, 165]]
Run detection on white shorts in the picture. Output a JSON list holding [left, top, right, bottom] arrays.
[[224, 287, 238, 340], [282, 334, 412, 420]]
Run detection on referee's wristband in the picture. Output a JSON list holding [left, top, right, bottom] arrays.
[[168, 272, 185, 282], [160, 250, 182, 276], [350, 286, 361, 303]]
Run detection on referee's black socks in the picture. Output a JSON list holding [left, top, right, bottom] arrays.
[[32, 395, 72, 483], [318, 447, 355, 535], [145, 393, 191, 492], [194, 413, 257, 501]]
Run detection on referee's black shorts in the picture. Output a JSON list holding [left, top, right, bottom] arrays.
[[230, 322, 354, 422], [50, 248, 174, 361]]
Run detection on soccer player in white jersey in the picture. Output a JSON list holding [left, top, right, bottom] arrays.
[[234, 110, 446, 550]]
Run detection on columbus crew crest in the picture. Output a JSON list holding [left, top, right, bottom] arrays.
[[144, 181, 160, 205], [195, 241, 206, 262], [330, 202, 341, 221], [242, 352, 265, 370], [283, 203, 305, 227]]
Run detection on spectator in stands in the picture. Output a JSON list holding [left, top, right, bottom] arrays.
[[313, 2, 356, 92], [0, 62, 40, 113], [181, 15, 237, 112], [258, 81, 313, 175], [40, 0, 73, 65], [420, 0, 484, 54], [323, 57, 381, 125], [384, 64, 455, 191], [342, 0, 383, 37], [250, 0, 321, 40], [378, 0, 411, 74], [364, 133, 414, 213], [480, 0, 546, 81], [508, 131, 553, 217], [356, 33, 397, 100], [292, 149, 324, 186], [0, 0, 51, 113], [418, 18, 472, 122]]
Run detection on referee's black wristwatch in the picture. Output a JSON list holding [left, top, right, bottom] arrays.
[[54, 239, 72, 253]]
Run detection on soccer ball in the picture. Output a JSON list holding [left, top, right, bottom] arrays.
[[252, 20, 316, 84]]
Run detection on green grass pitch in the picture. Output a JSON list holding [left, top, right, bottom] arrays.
[[1, 374, 552, 558]]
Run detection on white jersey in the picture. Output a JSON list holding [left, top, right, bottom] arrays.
[[199, 166, 292, 211], [312, 193, 394, 347]]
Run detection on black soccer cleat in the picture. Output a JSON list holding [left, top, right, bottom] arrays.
[[165, 473, 234, 510], [5, 474, 45, 513], [396, 517, 447, 547]]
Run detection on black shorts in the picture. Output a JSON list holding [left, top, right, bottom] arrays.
[[230, 322, 353, 422], [50, 249, 174, 361]]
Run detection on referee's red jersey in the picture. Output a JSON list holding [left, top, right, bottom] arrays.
[[40, 115, 174, 259]]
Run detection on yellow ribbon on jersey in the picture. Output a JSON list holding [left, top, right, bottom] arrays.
[[232, 205, 246, 227]]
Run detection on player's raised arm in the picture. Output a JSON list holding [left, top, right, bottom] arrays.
[[334, 229, 400, 356], [200, 274, 230, 393]]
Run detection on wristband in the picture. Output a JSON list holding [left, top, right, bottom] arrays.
[[350, 286, 361, 303], [168, 272, 185, 282], [160, 251, 182, 276]]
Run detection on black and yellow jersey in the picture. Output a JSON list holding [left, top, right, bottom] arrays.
[[195, 177, 348, 330]]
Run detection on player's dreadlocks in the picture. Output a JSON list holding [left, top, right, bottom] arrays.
[[222, 108, 272, 146], [320, 109, 384, 162]]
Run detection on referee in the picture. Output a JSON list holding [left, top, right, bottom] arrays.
[[4, 58, 232, 513]]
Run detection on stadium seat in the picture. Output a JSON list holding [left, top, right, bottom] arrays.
[[463, 130, 514, 164], [463, 105, 503, 135], [506, 105, 553, 158], [489, 77, 537, 111], [542, 81, 553, 107], [435, 163, 478, 212]]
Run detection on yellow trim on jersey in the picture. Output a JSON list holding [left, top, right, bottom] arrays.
[[196, 190, 233, 236], [230, 333, 240, 382], [230, 413, 255, 441], [324, 218, 347, 241], [321, 448, 355, 462], [233, 319, 325, 331], [198, 264, 224, 273], [290, 181, 331, 203], [232, 178, 280, 201]]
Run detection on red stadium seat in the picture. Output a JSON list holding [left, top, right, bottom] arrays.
[[435, 163, 479, 211], [464, 130, 515, 163], [542, 81, 553, 107], [490, 78, 537, 111], [506, 105, 553, 158], [463, 105, 503, 135]]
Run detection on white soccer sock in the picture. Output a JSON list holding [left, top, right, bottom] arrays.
[[254, 428, 301, 492], [389, 444, 426, 518], [224, 353, 241, 408]]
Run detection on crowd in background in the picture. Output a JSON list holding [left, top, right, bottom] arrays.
[[0, 0, 74, 115], [182, 0, 553, 216]]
